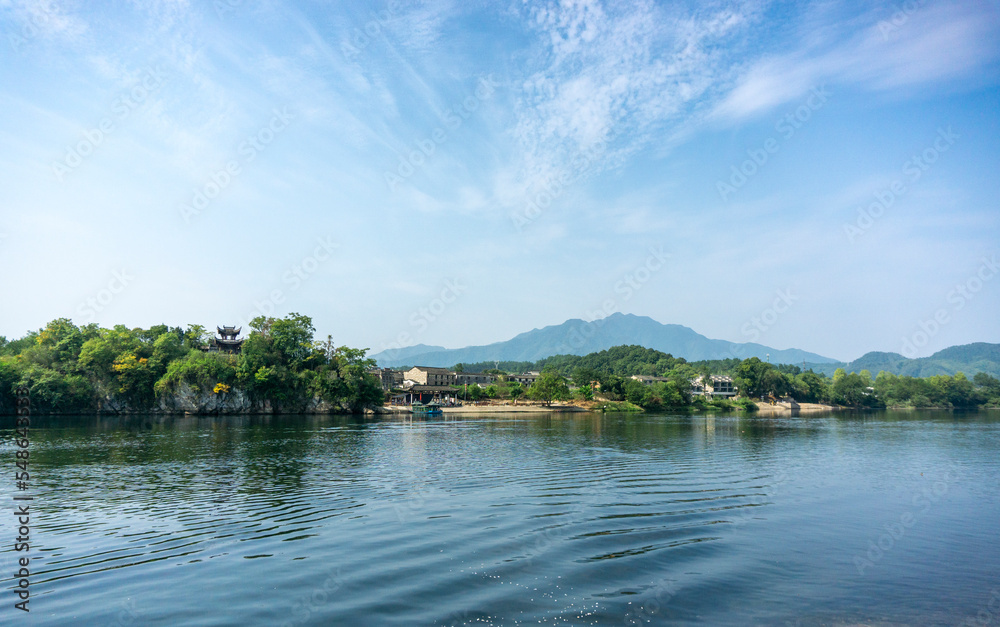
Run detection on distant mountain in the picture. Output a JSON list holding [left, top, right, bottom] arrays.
[[803, 343, 1000, 378], [371, 343, 446, 363], [370, 313, 838, 368]]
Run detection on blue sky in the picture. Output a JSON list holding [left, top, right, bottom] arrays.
[[1, 0, 998, 362]]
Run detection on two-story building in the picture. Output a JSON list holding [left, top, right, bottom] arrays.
[[703, 375, 736, 398], [404, 366, 457, 387], [509, 372, 541, 386], [455, 372, 497, 386], [368, 368, 404, 391]]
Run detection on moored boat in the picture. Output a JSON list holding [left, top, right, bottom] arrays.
[[410, 400, 444, 416]]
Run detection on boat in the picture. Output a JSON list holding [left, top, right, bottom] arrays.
[[410, 400, 444, 416]]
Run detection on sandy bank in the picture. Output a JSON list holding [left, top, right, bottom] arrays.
[[754, 401, 839, 415]]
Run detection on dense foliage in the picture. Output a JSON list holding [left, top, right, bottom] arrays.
[[451, 345, 1000, 411], [0, 315, 383, 414]]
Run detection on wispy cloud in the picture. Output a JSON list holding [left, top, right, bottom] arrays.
[[712, 2, 1000, 121], [501, 0, 757, 211]]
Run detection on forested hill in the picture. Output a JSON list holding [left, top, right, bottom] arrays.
[[0, 316, 383, 415], [803, 343, 1000, 378], [453, 345, 1000, 409]]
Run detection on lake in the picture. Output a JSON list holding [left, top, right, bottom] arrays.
[[2, 410, 998, 626]]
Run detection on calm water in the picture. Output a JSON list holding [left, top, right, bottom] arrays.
[[2, 410, 999, 626]]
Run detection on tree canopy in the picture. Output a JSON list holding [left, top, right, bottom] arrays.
[[1, 314, 383, 414]]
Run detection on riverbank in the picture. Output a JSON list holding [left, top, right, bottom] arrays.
[[754, 401, 840, 415], [380, 403, 589, 415]]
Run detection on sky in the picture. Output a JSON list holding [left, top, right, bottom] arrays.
[[1, 0, 998, 363]]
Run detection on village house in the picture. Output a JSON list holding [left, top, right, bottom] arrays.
[[630, 375, 670, 386], [698, 375, 737, 398], [368, 367, 404, 391], [629, 373, 738, 398], [404, 366, 457, 386], [509, 371, 541, 386], [455, 372, 497, 386]]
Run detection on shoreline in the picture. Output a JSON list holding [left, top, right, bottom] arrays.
[[753, 401, 841, 415], [381, 403, 589, 415]]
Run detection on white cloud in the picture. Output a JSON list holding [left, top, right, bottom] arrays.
[[505, 0, 757, 211], [712, 2, 1000, 122]]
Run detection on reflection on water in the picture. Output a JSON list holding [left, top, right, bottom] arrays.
[[1, 410, 998, 625]]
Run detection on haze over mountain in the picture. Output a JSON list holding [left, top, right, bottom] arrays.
[[371, 313, 837, 368], [804, 343, 1000, 378]]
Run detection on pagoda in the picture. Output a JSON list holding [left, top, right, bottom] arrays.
[[209, 325, 244, 353]]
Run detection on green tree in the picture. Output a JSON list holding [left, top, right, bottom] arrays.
[[508, 382, 524, 405], [528, 372, 570, 406], [184, 324, 208, 349], [734, 357, 773, 398], [832, 371, 878, 407], [793, 371, 829, 403]]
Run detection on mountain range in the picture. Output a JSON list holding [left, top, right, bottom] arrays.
[[371, 314, 1000, 378], [371, 313, 838, 368], [803, 343, 1000, 378]]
